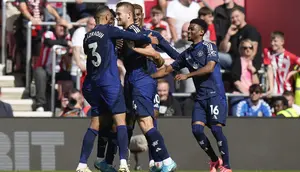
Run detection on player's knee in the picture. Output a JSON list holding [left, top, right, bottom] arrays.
[[192, 124, 205, 136], [90, 117, 100, 131]]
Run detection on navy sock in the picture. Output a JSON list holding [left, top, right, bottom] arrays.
[[211, 125, 230, 168], [105, 136, 118, 165], [127, 126, 133, 145], [192, 124, 218, 162], [97, 129, 109, 158], [79, 128, 98, 163], [116, 125, 128, 160], [145, 128, 169, 161]]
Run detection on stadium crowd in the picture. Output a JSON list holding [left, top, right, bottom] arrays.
[[0, 0, 300, 117]]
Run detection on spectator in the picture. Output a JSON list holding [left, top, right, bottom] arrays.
[[34, 22, 72, 112], [214, 0, 244, 46], [144, 0, 167, 20], [219, 7, 262, 71], [263, 31, 300, 95], [282, 91, 300, 116], [71, 17, 96, 85], [274, 96, 299, 118], [198, 7, 216, 44], [157, 79, 182, 116], [174, 22, 196, 93], [233, 39, 259, 94], [60, 88, 87, 117], [235, 84, 272, 117], [166, 0, 200, 42], [144, 5, 171, 39], [0, 88, 14, 117]]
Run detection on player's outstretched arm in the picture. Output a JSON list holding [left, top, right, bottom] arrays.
[[151, 31, 179, 59], [180, 61, 216, 80], [109, 26, 158, 45], [132, 45, 165, 68], [151, 65, 174, 79]]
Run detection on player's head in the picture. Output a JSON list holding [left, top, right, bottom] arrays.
[[188, 18, 208, 42], [270, 31, 285, 52], [273, 96, 289, 114], [249, 84, 262, 103], [116, 2, 135, 28], [198, 7, 214, 25], [157, 79, 169, 101], [151, 5, 163, 25], [282, 91, 295, 108], [133, 4, 144, 27], [86, 17, 96, 32], [109, 9, 116, 25], [94, 5, 113, 25], [231, 7, 245, 28]]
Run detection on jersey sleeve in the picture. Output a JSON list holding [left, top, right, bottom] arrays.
[[152, 31, 180, 60], [204, 42, 218, 63], [236, 101, 247, 117], [171, 52, 186, 71], [108, 26, 151, 45], [261, 101, 272, 117]]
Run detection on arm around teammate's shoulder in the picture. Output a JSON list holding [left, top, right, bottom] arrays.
[[151, 65, 174, 79]]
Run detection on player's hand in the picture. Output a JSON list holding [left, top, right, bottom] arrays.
[[148, 32, 159, 45], [116, 39, 123, 50], [227, 25, 238, 36], [175, 74, 188, 81]]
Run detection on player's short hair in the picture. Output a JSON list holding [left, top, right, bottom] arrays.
[[153, 27, 166, 34], [282, 90, 294, 97], [133, 4, 143, 12], [151, 5, 163, 13], [157, 79, 169, 85], [116, 1, 134, 15], [198, 7, 213, 18], [190, 18, 208, 33], [231, 6, 245, 14], [275, 96, 289, 107], [271, 31, 285, 40], [249, 84, 262, 93], [94, 5, 110, 17], [110, 9, 116, 17]]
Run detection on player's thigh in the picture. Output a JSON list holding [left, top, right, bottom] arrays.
[[192, 100, 207, 126], [206, 96, 227, 126]]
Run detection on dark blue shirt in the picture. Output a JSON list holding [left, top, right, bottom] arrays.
[[171, 41, 226, 100], [83, 24, 151, 86]]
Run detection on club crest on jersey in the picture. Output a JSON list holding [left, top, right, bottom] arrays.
[[192, 62, 199, 69], [197, 50, 204, 57]]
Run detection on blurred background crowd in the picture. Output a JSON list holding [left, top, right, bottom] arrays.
[[0, 0, 299, 118]]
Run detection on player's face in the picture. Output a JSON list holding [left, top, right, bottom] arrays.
[[134, 9, 144, 27], [188, 23, 204, 42], [274, 100, 285, 114], [108, 13, 115, 25], [157, 82, 169, 101], [231, 10, 244, 27], [271, 36, 284, 52], [116, 6, 130, 27]]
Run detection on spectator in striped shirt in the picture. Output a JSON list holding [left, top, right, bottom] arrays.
[[264, 31, 300, 95], [235, 84, 272, 117]]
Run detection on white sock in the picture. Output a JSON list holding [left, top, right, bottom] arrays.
[[78, 163, 87, 168], [162, 157, 172, 166], [120, 159, 128, 167], [156, 161, 163, 168], [149, 160, 155, 167]]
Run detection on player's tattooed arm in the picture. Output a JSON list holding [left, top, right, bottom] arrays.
[[151, 65, 174, 79], [180, 61, 216, 80]]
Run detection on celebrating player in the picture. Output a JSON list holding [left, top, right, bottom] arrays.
[[76, 5, 159, 172], [147, 18, 232, 172], [116, 2, 177, 172]]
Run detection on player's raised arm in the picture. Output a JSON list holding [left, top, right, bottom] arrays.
[[151, 65, 174, 79], [109, 26, 158, 45], [151, 31, 180, 59]]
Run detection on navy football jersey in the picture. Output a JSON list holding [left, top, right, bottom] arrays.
[[171, 41, 226, 100], [83, 24, 151, 86]]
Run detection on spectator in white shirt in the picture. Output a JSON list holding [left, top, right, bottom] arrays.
[[166, 0, 200, 42], [71, 17, 96, 82], [283, 91, 300, 115]]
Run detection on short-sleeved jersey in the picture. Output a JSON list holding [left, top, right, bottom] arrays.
[[171, 40, 225, 100], [83, 24, 151, 86], [236, 99, 272, 117]]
